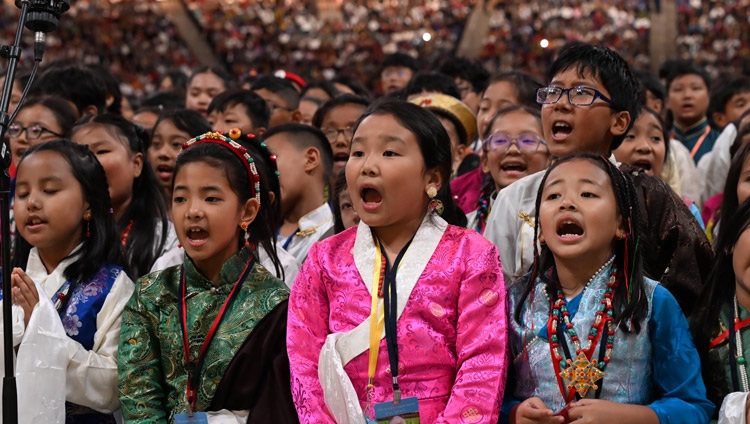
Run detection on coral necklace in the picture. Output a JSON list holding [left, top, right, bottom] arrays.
[[548, 263, 617, 401]]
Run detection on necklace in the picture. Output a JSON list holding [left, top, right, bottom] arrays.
[[548, 263, 617, 400], [733, 295, 749, 391]]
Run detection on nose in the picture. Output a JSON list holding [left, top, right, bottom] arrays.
[[360, 155, 378, 177], [635, 138, 652, 153], [505, 140, 522, 155], [553, 91, 573, 111], [559, 196, 576, 210], [25, 191, 40, 211]]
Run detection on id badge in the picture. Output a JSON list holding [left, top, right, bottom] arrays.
[[174, 412, 209, 424], [374, 396, 420, 423]]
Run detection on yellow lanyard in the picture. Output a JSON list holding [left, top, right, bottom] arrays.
[[367, 241, 385, 388]]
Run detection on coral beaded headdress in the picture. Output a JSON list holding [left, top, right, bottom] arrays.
[[181, 130, 262, 205]]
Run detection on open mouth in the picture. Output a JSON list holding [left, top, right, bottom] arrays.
[[157, 164, 174, 179], [501, 162, 528, 173], [557, 219, 584, 238], [333, 153, 349, 167], [632, 159, 652, 172], [26, 216, 44, 226], [552, 121, 573, 139], [361, 187, 382, 205], [186, 227, 209, 245]]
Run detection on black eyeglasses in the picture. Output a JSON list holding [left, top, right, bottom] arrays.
[[322, 126, 355, 141], [536, 86, 617, 108], [484, 132, 547, 154], [8, 123, 64, 140]]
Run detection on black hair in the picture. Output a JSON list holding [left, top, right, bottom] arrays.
[[262, 123, 334, 183], [88, 64, 123, 116], [404, 72, 461, 100], [635, 70, 665, 104], [13, 140, 126, 298], [691, 199, 750, 380], [153, 108, 212, 146], [548, 42, 641, 151], [311, 94, 371, 129], [31, 64, 108, 115], [187, 66, 234, 90], [139, 90, 186, 111], [207, 88, 271, 130], [709, 76, 750, 119], [716, 142, 750, 244], [331, 75, 372, 100], [438, 57, 490, 94], [486, 71, 543, 110], [731, 117, 750, 158], [381, 53, 420, 73], [72, 113, 169, 278], [173, 138, 282, 277], [482, 105, 543, 141], [513, 154, 648, 332], [353, 98, 467, 227], [251, 76, 301, 109], [429, 108, 469, 148], [332, 168, 349, 234], [665, 60, 712, 92], [300, 80, 340, 101], [18, 95, 78, 138]]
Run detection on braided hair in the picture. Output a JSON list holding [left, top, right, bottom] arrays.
[[513, 154, 648, 333]]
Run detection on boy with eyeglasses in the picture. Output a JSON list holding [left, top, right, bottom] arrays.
[[485, 42, 712, 317], [251, 76, 302, 128], [312, 94, 370, 186]]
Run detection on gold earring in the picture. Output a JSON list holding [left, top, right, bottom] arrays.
[[538, 234, 546, 245], [427, 186, 437, 199], [84, 211, 92, 238], [240, 222, 250, 247]]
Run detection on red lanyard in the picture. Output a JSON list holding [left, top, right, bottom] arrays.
[[710, 316, 750, 349], [178, 259, 254, 414]]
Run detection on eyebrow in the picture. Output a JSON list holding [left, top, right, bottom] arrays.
[[549, 80, 598, 88], [648, 124, 664, 132], [15, 175, 63, 186], [173, 185, 223, 192], [545, 177, 603, 188]]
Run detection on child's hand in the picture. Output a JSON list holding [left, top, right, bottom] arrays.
[[567, 399, 618, 423], [11, 268, 39, 327], [514, 397, 565, 424]]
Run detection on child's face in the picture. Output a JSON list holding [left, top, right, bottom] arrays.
[[9, 104, 65, 166], [613, 112, 666, 178], [14, 151, 89, 260], [208, 103, 257, 135], [436, 116, 464, 175], [186, 72, 226, 117], [538, 159, 621, 264], [481, 109, 549, 192], [131, 111, 159, 134], [477, 81, 518, 141], [254, 88, 297, 128], [346, 113, 439, 234], [321, 104, 367, 178], [298, 99, 319, 126], [738, 155, 750, 206], [71, 124, 143, 216], [338, 189, 360, 230], [381, 66, 413, 95], [714, 91, 750, 129], [172, 161, 257, 276], [667, 74, 709, 127], [734, 226, 750, 298], [542, 68, 630, 157], [149, 120, 191, 192]]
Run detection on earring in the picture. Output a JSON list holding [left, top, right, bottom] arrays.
[[241, 221, 250, 247], [538, 234, 546, 245], [426, 186, 443, 216], [84, 211, 92, 238], [616, 230, 626, 240]]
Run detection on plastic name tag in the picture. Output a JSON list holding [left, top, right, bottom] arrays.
[[174, 412, 209, 423], [374, 396, 420, 423]]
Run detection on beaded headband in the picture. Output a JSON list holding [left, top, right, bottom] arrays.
[[226, 128, 281, 181], [181, 130, 261, 205]]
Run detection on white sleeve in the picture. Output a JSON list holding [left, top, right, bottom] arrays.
[[484, 187, 519, 284], [699, 123, 736, 203], [64, 271, 135, 413], [718, 391, 748, 424], [207, 410, 249, 423], [669, 139, 704, 204]]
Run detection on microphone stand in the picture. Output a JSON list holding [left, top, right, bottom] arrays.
[[0, 2, 30, 420]]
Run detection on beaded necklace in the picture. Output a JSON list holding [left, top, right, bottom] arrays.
[[730, 295, 750, 392], [548, 257, 617, 401]]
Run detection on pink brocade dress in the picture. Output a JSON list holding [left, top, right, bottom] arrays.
[[287, 222, 508, 424]]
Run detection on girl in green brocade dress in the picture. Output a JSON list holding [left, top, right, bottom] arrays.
[[693, 199, 750, 423], [117, 131, 298, 424]]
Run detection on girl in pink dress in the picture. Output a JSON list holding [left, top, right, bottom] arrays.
[[287, 99, 508, 424]]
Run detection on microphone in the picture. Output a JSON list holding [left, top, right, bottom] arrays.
[[34, 31, 44, 61]]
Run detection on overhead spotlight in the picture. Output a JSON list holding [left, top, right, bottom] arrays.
[[540, 38, 549, 49]]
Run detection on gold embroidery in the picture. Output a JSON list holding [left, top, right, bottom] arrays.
[[518, 211, 535, 227]]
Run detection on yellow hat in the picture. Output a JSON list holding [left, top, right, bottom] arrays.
[[409, 93, 478, 146]]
